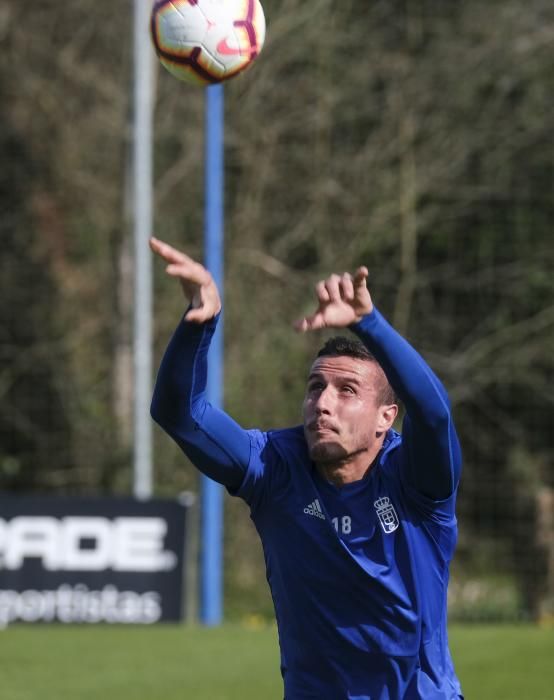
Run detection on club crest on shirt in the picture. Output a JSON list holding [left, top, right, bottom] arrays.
[[374, 496, 399, 533]]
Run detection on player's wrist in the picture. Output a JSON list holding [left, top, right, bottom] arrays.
[[350, 306, 376, 328]]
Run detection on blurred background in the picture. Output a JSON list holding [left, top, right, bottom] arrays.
[[1, 0, 552, 628]]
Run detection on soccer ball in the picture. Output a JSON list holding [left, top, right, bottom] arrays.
[[150, 0, 266, 86]]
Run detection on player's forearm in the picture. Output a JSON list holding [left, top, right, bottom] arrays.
[[351, 309, 449, 423], [151, 313, 250, 489], [351, 308, 461, 497]]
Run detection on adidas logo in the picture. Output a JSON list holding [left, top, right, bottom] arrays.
[[303, 499, 325, 520]]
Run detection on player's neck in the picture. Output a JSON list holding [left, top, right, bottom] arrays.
[[316, 441, 383, 486]]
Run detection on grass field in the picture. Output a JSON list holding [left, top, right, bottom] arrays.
[[1, 623, 553, 699]]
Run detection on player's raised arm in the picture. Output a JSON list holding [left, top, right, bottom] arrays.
[[296, 266, 461, 501], [149, 237, 251, 491], [353, 309, 461, 501]]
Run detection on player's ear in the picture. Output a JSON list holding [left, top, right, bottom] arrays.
[[376, 403, 398, 433]]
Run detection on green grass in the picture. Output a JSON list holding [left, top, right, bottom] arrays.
[[0, 623, 552, 699], [450, 625, 554, 698]]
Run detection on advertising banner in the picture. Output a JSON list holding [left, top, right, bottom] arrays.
[[0, 495, 189, 626]]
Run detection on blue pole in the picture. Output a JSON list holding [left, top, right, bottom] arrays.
[[200, 83, 224, 625]]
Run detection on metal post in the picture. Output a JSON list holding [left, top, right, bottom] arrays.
[[200, 83, 224, 625], [132, 0, 154, 500]]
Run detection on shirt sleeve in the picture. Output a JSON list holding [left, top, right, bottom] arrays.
[[150, 312, 253, 491], [350, 308, 462, 501]]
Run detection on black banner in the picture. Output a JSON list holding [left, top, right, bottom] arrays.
[[0, 495, 189, 625]]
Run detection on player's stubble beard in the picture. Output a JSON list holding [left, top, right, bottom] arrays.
[[308, 440, 369, 468]]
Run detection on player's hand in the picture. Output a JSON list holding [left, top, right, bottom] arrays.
[[149, 237, 222, 323], [294, 267, 373, 332]]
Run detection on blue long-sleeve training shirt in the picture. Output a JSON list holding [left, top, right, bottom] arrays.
[[151, 308, 463, 700]]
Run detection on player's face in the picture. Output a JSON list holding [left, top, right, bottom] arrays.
[[302, 355, 391, 466]]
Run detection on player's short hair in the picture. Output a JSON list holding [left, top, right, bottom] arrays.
[[316, 336, 398, 406]]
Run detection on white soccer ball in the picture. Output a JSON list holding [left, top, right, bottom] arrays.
[[150, 0, 266, 86]]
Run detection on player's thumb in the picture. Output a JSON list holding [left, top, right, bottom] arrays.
[[293, 314, 324, 333], [184, 307, 207, 323]]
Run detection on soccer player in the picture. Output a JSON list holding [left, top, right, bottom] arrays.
[[150, 236, 464, 700]]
